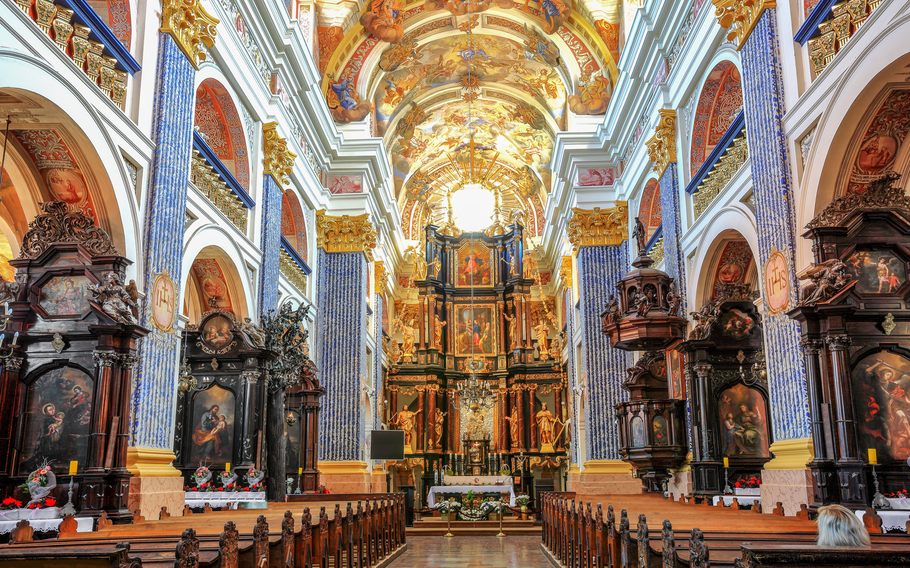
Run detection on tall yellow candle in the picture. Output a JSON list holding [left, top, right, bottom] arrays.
[[69, 461, 77, 475], [723, 457, 729, 468], [225, 462, 231, 472], [868, 448, 877, 465], [298, 468, 303, 475]]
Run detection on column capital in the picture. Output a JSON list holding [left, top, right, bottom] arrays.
[[159, 0, 218, 69], [645, 109, 677, 177], [825, 334, 851, 351], [262, 122, 296, 186], [566, 203, 628, 254], [316, 210, 378, 261], [559, 255, 573, 288], [712, 0, 775, 50], [799, 338, 824, 355], [375, 260, 386, 292]]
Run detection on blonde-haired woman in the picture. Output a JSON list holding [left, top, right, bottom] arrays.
[[816, 504, 871, 547]]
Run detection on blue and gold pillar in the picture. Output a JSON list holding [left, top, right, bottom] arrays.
[[715, 3, 813, 509], [259, 123, 296, 317], [566, 205, 639, 493], [314, 210, 377, 492], [127, 0, 218, 518]]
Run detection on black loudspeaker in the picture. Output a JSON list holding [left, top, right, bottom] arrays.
[[370, 430, 405, 460]]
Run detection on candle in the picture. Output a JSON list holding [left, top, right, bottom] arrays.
[[69, 461, 77, 475], [225, 462, 230, 472], [11, 332, 18, 346], [723, 457, 729, 468], [0, 334, 5, 349], [869, 448, 877, 465], [298, 468, 303, 475]]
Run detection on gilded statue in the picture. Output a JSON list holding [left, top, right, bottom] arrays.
[[534, 318, 550, 360], [87, 271, 138, 325], [535, 402, 560, 448], [433, 408, 447, 449], [433, 314, 446, 350], [503, 408, 520, 449], [239, 317, 266, 348], [405, 244, 428, 287], [464, 403, 488, 440], [394, 316, 416, 361], [503, 310, 519, 350], [392, 404, 422, 450]]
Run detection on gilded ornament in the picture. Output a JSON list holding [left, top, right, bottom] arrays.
[[559, 255, 573, 288], [159, 0, 218, 69], [375, 261, 386, 292], [262, 122, 296, 186], [315, 209, 378, 261], [711, 0, 775, 50], [565, 203, 629, 254], [645, 110, 677, 177], [693, 133, 748, 219], [883, 313, 896, 336]]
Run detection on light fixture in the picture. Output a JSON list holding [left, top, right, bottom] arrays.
[[451, 183, 493, 232]]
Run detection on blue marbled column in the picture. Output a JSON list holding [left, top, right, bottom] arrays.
[[741, 8, 810, 441], [564, 288, 581, 464], [130, 33, 196, 449], [577, 245, 632, 461], [258, 175, 282, 318], [315, 250, 368, 461], [373, 292, 384, 430], [659, 162, 688, 314]]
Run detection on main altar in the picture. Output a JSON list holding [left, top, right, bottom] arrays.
[[384, 221, 569, 509]]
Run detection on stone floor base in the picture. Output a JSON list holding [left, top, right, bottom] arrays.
[[319, 461, 372, 493], [667, 470, 693, 500], [760, 468, 812, 515], [128, 476, 184, 520]]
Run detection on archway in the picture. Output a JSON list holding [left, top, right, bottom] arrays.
[[194, 79, 251, 191], [690, 61, 743, 176], [637, 178, 661, 242], [180, 241, 252, 324], [281, 191, 308, 262]]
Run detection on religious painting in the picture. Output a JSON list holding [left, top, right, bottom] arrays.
[[202, 315, 234, 350], [845, 250, 906, 294], [38, 275, 90, 316], [718, 384, 769, 458], [20, 366, 93, 472], [454, 242, 495, 287], [631, 416, 645, 447], [652, 415, 668, 446], [45, 169, 86, 206], [667, 346, 686, 400], [763, 248, 790, 315], [454, 305, 496, 356], [852, 351, 910, 462], [190, 385, 235, 465], [578, 168, 614, 187], [329, 175, 363, 194], [192, 258, 234, 313], [286, 409, 302, 473], [151, 270, 176, 333], [719, 308, 756, 340], [711, 240, 753, 298]]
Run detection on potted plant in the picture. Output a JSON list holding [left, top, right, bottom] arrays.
[[480, 498, 502, 521], [515, 494, 530, 520], [436, 499, 461, 522], [734, 475, 761, 496]]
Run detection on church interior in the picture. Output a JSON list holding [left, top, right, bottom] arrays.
[[0, 0, 908, 565]]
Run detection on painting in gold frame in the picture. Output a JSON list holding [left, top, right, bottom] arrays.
[[453, 241, 496, 288], [453, 304, 497, 356]]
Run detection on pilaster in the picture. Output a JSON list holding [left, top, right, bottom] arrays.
[[659, 162, 687, 314], [258, 174, 282, 316]]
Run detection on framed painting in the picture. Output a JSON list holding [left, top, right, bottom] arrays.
[[718, 384, 770, 458], [845, 249, 907, 294], [20, 366, 93, 472], [453, 304, 497, 356], [38, 275, 90, 317], [201, 315, 234, 350], [666, 344, 686, 400], [189, 385, 235, 465], [453, 241, 495, 288], [852, 351, 910, 462]]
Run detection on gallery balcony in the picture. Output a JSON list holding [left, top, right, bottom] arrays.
[[190, 132, 255, 232], [280, 235, 310, 294], [686, 110, 748, 221]]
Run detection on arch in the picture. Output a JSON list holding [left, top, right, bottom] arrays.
[[637, 178, 661, 241], [281, 191, 308, 262], [690, 60, 743, 176], [688, 206, 759, 309], [193, 78, 251, 191], [0, 56, 138, 272], [181, 225, 255, 323]]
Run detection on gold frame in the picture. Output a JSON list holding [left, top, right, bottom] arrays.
[[452, 240, 497, 288], [762, 247, 790, 316], [452, 302, 498, 357]]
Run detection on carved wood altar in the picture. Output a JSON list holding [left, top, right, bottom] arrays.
[[788, 172, 910, 509], [284, 357, 324, 493], [0, 202, 147, 523]]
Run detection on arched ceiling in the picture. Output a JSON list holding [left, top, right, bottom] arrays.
[[317, 0, 622, 233]]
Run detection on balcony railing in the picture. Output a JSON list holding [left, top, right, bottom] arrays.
[[280, 235, 310, 294], [645, 225, 664, 266], [190, 132, 255, 230], [686, 110, 748, 221], [13, 0, 140, 109], [795, 0, 884, 79]]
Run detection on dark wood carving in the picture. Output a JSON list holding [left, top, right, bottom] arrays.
[[284, 356, 324, 493]]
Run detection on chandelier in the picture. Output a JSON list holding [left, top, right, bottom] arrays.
[[450, 371, 495, 410]]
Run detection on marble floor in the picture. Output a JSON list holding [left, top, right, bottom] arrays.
[[390, 536, 553, 568]]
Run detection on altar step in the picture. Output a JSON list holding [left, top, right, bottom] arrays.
[[408, 517, 540, 537]]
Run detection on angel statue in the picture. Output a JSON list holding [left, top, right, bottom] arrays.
[[88, 271, 138, 325], [239, 317, 267, 348], [799, 259, 851, 306]]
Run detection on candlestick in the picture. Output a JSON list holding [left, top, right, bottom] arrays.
[[298, 467, 303, 475]]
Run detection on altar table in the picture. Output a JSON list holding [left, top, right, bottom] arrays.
[[443, 475, 512, 486], [0, 516, 93, 535], [712, 495, 761, 507], [427, 485, 516, 507]]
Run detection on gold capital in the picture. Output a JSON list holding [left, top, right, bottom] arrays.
[[159, 0, 218, 70], [316, 209, 378, 261], [566, 203, 629, 254], [559, 255, 573, 288], [712, 0, 775, 50], [262, 122, 296, 186], [375, 260, 386, 291], [645, 109, 677, 177]]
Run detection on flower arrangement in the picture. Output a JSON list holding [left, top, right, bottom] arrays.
[[219, 471, 238, 492], [499, 467, 510, 475], [515, 494, 530, 507], [0, 497, 22, 510], [27, 498, 55, 510], [436, 499, 462, 514], [479, 499, 502, 514], [885, 489, 909, 499], [192, 466, 212, 489], [445, 469, 454, 476], [734, 476, 762, 489], [244, 467, 265, 491], [20, 463, 57, 507]]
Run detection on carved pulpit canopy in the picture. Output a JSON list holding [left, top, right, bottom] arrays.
[[18, 201, 118, 259], [806, 171, 908, 229]]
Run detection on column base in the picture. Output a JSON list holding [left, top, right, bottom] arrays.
[[125, 447, 184, 520], [569, 460, 642, 495], [318, 461, 372, 493], [762, 438, 814, 515], [667, 471, 693, 500], [371, 464, 387, 493]]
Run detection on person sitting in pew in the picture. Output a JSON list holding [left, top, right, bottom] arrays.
[[817, 504, 871, 547]]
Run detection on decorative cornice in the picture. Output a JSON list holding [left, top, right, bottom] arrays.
[[565, 203, 629, 254], [375, 260, 386, 292], [559, 256, 573, 288], [93, 350, 120, 368], [262, 122, 296, 186], [712, 0, 775, 50], [645, 110, 677, 177], [316, 210, 378, 261], [19, 201, 118, 259], [159, 0, 218, 70]]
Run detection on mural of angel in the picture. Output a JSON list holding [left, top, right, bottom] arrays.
[[568, 71, 613, 115], [360, 0, 404, 44], [327, 72, 371, 123]]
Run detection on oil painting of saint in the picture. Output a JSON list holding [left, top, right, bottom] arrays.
[[455, 306, 495, 356], [846, 250, 906, 294], [720, 308, 755, 340], [718, 384, 769, 457], [190, 385, 235, 464], [852, 352, 910, 461], [456, 243, 493, 287], [202, 315, 234, 349], [38, 275, 89, 316]]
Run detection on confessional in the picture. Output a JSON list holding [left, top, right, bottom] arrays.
[[284, 357, 324, 493], [677, 283, 770, 497], [788, 172, 910, 509], [172, 310, 272, 482], [0, 202, 147, 522]]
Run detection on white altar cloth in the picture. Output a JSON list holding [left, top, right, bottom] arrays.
[[427, 485, 516, 507], [856, 509, 910, 532], [444, 476, 512, 486], [0, 516, 93, 535], [712, 495, 761, 507], [185, 491, 266, 510]]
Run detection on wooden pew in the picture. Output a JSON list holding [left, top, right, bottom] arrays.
[[0, 542, 142, 567], [735, 543, 910, 567]]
